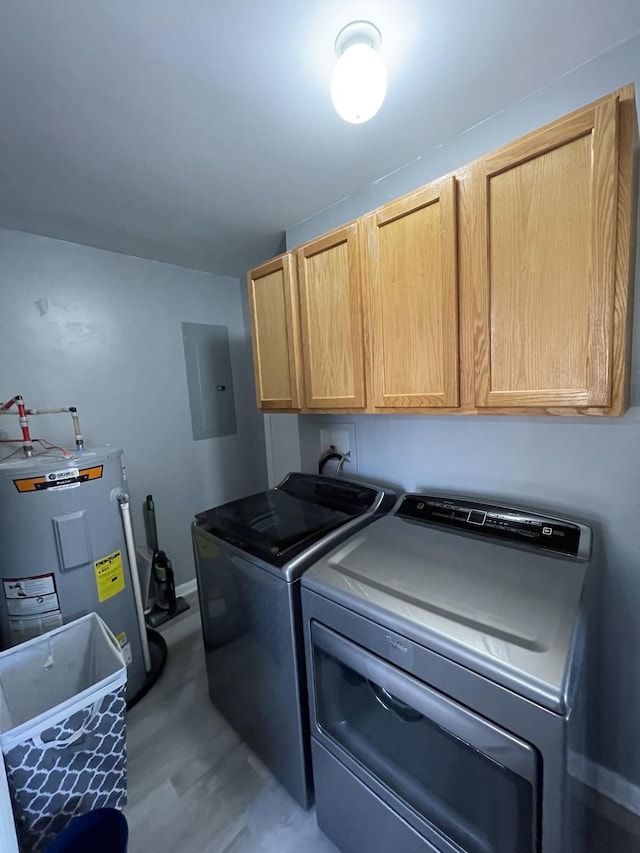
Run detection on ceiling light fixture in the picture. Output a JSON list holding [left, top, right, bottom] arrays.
[[331, 21, 387, 124]]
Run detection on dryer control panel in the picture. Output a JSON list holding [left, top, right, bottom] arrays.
[[397, 494, 588, 559]]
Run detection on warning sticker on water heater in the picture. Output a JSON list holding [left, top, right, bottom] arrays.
[[95, 550, 125, 603], [3, 573, 62, 629], [116, 631, 133, 667], [4, 574, 57, 601]]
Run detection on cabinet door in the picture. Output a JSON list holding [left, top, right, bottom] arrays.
[[247, 254, 302, 410], [297, 223, 365, 409], [471, 95, 619, 409], [365, 177, 459, 409]]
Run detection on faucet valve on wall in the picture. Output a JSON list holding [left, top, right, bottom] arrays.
[[0, 395, 84, 457], [317, 422, 357, 473]]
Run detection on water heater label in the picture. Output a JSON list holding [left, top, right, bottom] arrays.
[[8, 613, 64, 642], [95, 550, 126, 603], [4, 573, 57, 602], [13, 465, 104, 493], [116, 631, 133, 667], [3, 573, 62, 624], [6, 592, 60, 617], [43, 467, 81, 489]]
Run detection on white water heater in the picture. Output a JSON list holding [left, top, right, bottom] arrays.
[[0, 446, 146, 700]]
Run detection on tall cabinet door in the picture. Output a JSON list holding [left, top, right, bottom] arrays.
[[247, 254, 302, 410], [471, 94, 619, 409], [297, 223, 365, 410], [365, 177, 459, 410]]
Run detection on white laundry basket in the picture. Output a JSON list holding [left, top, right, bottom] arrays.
[[0, 613, 127, 853]]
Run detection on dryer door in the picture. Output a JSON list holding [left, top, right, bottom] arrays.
[[310, 621, 539, 853]]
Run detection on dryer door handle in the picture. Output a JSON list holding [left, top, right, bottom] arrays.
[[368, 681, 422, 723]]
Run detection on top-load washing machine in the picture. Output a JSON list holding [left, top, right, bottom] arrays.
[[192, 472, 396, 808], [301, 491, 596, 853]]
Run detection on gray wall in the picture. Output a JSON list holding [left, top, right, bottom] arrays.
[[0, 228, 268, 586], [287, 35, 640, 789]]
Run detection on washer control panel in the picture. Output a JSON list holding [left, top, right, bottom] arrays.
[[397, 494, 584, 557]]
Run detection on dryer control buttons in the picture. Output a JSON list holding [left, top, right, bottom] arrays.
[[467, 509, 487, 525]]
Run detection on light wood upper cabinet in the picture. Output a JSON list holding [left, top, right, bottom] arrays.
[[247, 85, 636, 417], [364, 177, 459, 410], [296, 223, 366, 410], [468, 89, 632, 412], [247, 254, 302, 410]]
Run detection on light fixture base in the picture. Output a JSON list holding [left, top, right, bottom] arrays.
[[334, 20, 381, 57]]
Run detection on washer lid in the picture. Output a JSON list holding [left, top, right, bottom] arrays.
[[303, 504, 592, 713], [194, 473, 389, 571]]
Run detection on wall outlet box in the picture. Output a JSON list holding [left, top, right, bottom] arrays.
[[318, 422, 357, 473]]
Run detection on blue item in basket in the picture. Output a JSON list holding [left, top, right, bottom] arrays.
[[44, 808, 128, 853]]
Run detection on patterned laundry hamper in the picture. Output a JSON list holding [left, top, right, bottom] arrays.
[[0, 613, 127, 853]]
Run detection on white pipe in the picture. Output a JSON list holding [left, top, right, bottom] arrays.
[[118, 496, 152, 673], [24, 407, 70, 414], [69, 409, 84, 450], [0, 405, 84, 450], [0, 407, 69, 414]]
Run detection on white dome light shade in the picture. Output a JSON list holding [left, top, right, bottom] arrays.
[[331, 42, 387, 124]]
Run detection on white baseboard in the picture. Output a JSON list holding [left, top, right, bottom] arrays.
[[176, 578, 198, 598], [569, 752, 640, 816]]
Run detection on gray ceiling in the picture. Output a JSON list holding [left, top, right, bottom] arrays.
[[2, 1, 640, 278]]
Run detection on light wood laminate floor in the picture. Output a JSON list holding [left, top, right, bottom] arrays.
[[125, 597, 338, 853], [125, 594, 640, 853]]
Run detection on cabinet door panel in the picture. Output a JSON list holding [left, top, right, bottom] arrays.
[[473, 96, 618, 408], [297, 224, 365, 409], [247, 254, 302, 410], [366, 178, 459, 408]]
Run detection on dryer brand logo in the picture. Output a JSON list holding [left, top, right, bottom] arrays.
[[385, 635, 408, 653]]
